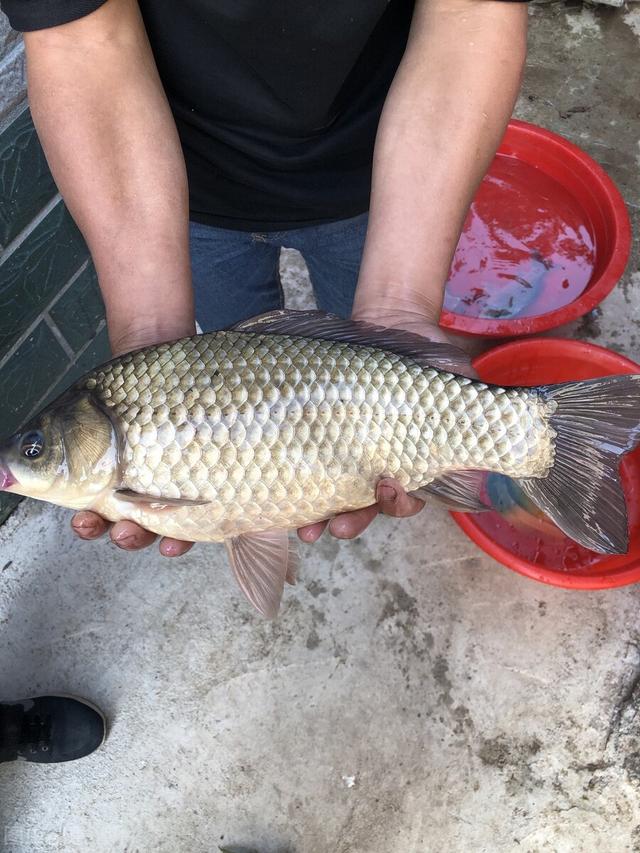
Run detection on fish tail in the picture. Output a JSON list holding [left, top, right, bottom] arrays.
[[516, 375, 640, 554]]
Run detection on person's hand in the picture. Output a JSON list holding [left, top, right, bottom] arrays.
[[71, 510, 194, 557], [72, 321, 196, 557], [297, 300, 477, 544]]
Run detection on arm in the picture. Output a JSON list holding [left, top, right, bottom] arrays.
[[24, 0, 195, 554], [24, 0, 194, 356], [352, 0, 528, 330], [300, 0, 527, 543]]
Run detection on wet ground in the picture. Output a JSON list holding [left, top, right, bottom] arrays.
[[1, 4, 640, 851]]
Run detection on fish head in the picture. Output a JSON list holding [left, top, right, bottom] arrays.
[[0, 392, 119, 510]]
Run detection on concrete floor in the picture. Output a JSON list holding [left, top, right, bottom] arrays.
[[1, 4, 640, 852]]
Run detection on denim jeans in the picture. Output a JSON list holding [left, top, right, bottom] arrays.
[[189, 213, 368, 332]]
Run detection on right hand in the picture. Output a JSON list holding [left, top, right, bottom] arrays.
[[71, 320, 196, 558]]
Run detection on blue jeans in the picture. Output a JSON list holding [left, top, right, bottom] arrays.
[[189, 213, 368, 332]]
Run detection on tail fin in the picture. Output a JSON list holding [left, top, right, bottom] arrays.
[[517, 375, 640, 554]]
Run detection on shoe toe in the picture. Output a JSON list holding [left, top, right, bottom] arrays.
[[51, 698, 106, 762], [28, 696, 106, 763]]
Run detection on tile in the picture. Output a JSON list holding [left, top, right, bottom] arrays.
[[0, 44, 26, 130], [0, 15, 21, 56], [0, 202, 89, 350], [0, 107, 58, 247], [49, 264, 106, 352], [71, 324, 112, 375], [46, 325, 112, 404], [0, 320, 69, 439]]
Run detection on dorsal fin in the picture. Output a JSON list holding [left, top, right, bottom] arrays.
[[231, 309, 475, 377]]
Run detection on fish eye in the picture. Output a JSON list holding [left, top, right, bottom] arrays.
[[20, 430, 45, 460]]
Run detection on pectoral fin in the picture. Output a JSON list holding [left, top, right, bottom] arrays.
[[115, 488, 209, 509], [225, 529, 298, 619]]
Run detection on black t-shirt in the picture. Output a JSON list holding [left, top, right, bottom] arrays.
[[2, 1, 526, 231]]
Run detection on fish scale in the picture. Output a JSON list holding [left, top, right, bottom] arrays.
[[82, 330, 551, 541]]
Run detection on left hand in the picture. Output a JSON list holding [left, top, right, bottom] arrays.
[[297, 304, 476, 544]]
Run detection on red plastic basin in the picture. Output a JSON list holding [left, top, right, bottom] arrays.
[[449, 338, 640, 589], [440, 120, 631, 338]]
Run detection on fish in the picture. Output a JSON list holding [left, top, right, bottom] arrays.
[[2, 309, 640, 618]]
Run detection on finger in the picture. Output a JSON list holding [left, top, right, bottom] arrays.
[[376, 479, 425, 518], [297, 520, 329, 543], [328, 504, 379, 539], [159, 537, 194, 557], [71, 511, 111, 541], [110, 520, 158, 551]]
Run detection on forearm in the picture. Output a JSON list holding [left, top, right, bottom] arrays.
[[24, 0, 194, 355], [353, 0, 527, 323]]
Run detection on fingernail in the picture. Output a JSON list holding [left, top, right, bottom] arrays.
[[73, 512, 94, 529], [377, 485, 397, 503], [114, 533, 138, 548], [73, 522, 98, 537], [74, 524, 98, 535], [299, 527, 320, 543], [162, 544, 179, 557], [328, 519, 349, 538]]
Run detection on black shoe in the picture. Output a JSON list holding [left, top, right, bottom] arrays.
[[0, 695, 106, 764]]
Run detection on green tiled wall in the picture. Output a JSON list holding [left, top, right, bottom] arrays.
[[0, 107, 57, 247], [49, 265, 106, 351], [0, 106, 111, 524], [0, 203, 88, 349]]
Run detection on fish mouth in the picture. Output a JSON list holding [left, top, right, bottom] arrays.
[[0, 460, 15, 491]]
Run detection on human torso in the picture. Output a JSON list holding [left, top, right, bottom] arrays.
[[138, 0, 416, 230]]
